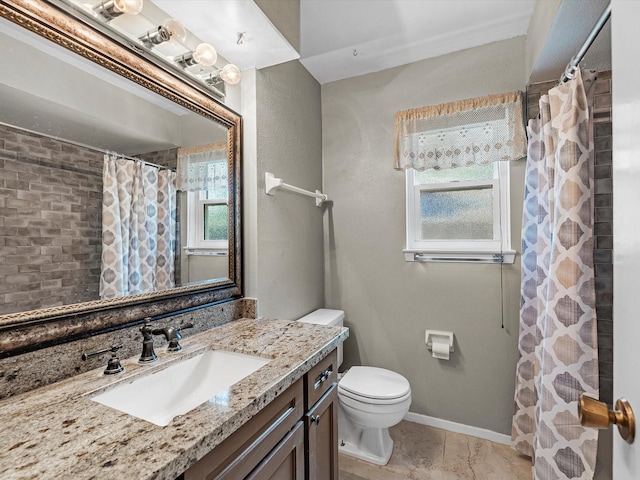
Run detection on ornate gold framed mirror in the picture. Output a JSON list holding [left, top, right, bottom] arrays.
[[0, 0, 242, 356]]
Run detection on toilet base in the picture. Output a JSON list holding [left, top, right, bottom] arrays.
[[338, 424, 394, 466]]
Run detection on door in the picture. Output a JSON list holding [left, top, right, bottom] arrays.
[[612, 1, 640, 477]]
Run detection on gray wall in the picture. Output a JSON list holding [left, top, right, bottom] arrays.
[[254, 0, 300, 53], [253, 60, 324, 319], [322, 36, 527, 435]]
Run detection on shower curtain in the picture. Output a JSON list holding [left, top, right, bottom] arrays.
[[100, 154, 177, 299], [511, 69, 599, 479]]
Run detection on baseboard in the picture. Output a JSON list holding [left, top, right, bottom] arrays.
[[404, 412, 511, 445]]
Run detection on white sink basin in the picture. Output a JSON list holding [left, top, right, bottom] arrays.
[[89, 350, 270, 426]]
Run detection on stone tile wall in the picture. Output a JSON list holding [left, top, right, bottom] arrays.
[[526, 70, 613, 406], [0, 124, 103, 314]]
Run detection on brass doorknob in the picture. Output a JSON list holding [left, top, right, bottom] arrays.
[[578, 395, 635, 444]]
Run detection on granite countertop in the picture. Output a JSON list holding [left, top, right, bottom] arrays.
[[0, 318, 348, 480]]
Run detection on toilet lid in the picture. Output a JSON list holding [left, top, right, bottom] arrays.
[[339, 366, 410, 400]]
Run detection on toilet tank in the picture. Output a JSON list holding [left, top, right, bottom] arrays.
[[298, 309, 344, 368]]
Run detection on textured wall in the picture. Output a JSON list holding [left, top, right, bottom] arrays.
[[254, 60, 324, 319], [254, 0, 300, 52], [322, 36, 527, 435], [0, 124, 102, 314]]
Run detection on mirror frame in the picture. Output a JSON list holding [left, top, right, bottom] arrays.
[[0, 0, 242, 356]]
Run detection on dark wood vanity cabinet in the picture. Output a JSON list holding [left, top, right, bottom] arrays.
[[182, 349, 339, 480]]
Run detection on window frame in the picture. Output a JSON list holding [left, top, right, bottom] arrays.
[[185, 190, 229, 255], [404, 161, 515, 263]]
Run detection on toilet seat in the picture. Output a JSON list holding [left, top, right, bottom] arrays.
[[339, 386, 411, 406], [339, 366, 411, 401]]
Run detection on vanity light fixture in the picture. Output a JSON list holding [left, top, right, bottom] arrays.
[[139, 18, 186, 48], [205, 64, 242, 87], [176, 43, 218, 68], [94, 0, 143, 21]]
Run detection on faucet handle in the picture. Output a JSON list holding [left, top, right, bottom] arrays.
[[82, 344, 124, 375], [167, 323, 195, 352]]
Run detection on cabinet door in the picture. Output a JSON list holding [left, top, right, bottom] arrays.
[[305, 384, 338, 480], [246, 421, 305, 480]]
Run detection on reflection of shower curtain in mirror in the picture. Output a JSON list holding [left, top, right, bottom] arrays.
[[100, 154, 177, 299]]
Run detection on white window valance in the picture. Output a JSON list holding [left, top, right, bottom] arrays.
[[394, 91, 527, 171], [176, 142, 228, 194]]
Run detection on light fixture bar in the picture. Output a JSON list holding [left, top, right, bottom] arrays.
[[139, 26, 171, 48], [175, 43, 217, 68]]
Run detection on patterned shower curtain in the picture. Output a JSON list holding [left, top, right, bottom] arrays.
[[100, 154, 177, 299], [511, 69, 599, 479]]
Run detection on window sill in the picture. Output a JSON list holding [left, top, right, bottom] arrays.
[[184, 248, 228, 257], [403, 249, 516, 264]]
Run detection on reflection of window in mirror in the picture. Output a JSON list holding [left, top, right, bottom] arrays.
[[186, 159, 229, 255]]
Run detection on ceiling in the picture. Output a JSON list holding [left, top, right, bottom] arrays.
[[528, 0, 611, 83], [299, 0, 537, 84], [157, 0, 610, 86], [155, 0, 299, 71]]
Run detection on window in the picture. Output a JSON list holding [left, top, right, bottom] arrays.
[[186, 159, 228, 255], [404, 162, 514, 263]]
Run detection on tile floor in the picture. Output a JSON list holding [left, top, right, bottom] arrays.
[[339, 421, 532, 480]]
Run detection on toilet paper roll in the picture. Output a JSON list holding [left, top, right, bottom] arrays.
[[432, 340, 450, 360]]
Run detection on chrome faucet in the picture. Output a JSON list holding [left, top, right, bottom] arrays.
[[139, 320, 195, 362]]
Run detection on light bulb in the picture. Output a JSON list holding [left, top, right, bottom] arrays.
[[192, 43, 217, 67], [162, 18, 186, 44], [113, 0, 143, 15], [220, 64, 241, 85]]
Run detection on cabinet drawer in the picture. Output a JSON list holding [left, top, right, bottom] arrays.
[[184, 379, 304, 480], [304, 349, 337, 411]]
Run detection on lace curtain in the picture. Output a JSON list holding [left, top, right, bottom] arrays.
[[394, 91, 527, 171], [176, 142, 228, 193]]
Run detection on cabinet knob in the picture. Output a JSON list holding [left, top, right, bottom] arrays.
[[311, 415, 321, 425]]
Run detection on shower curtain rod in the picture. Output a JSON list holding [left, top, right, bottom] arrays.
[[103, 150, 170, 171], [559, 2, 611, 84], [0, 121, 173, 171]]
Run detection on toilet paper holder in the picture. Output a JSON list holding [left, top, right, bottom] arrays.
[[425, 330, 454, 353]]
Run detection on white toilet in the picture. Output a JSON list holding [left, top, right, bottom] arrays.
[[298, 309, 411, 466]]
